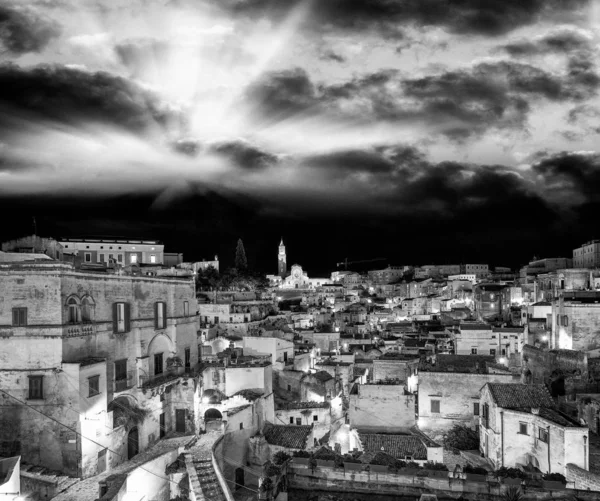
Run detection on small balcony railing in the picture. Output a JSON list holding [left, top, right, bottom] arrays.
[[114, 370, 136, 393], [63, 324, 96, 337]]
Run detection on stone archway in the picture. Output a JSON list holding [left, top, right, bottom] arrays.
[[204, 408, 223, 421]]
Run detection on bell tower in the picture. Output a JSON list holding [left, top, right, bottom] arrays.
[[278, 239, 287, 278]]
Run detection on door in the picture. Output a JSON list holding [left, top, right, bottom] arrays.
[[97, 448, 107, 474], [159, 413, 166, 438], [484, 433, 489, 458], [175, 409, 186, 433], [235, 467, 245, 490], [128, 427, 139, 459]]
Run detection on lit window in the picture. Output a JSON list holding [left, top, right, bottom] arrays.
[[130, 254, 137, 264], [150, 254, 156, 263], [156, 302, 166, 329]]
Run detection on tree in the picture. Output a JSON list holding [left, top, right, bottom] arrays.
[[443, 424, 480, 452], [235, 238, 248, 271]]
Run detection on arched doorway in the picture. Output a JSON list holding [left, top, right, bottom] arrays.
[[204, 408, 223, 433], [128, 427, 139, 459]]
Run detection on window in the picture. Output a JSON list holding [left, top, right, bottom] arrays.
[[482, 403, 489, 429], [88, 375, 100, 397], [296, 418, 301, 425], [84, 252, 92, 263], [154, 353, 164, 375], [117, 254, 123, 263], [519, 422, 528, 435], [184, 348, 191, 369], [539, 428, 549, 443], [82, 297, 93, 323], [490, 349, 496, 356], [289, 417, 294, 424], [155, 302, 166, 329], [287, 385, 291, 391], [474, 403, 480, 416], [313, 415, 318, 421], [28, 376, 43, 399], [501, 349, 506, 356], [67, 298, 80, 324], [471, 348, 478, 355], [98, 254, 104, 263], [130, 254, 137, 264], [12, 307, 27, 326], [113, 303, 130, 333], [563, 315, 569, 327], [240, 423, 244, 430], [431, 400, 440, 413], [115, 359, 127, 382], [183, 301, 189, 317], [150, 254, 156, 264]]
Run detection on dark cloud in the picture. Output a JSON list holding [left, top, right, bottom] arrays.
[[532, 151, 600, 200], [320, 50, 345, 63], [209, 140, 279, 170], [0, 63, 180, 133], [223, 0, 589, 37], [0, 5, 61, 55], [500, 28, 592, 56], [244, 68, 320, 122]]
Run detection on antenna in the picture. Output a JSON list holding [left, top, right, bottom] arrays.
[[32, 216, 37, 236]]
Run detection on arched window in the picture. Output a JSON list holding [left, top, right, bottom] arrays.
[[67, 297, 81, 324], [82, 296, 95, 323]]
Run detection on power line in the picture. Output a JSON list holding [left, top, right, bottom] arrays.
[[0, 388, 191, 495]]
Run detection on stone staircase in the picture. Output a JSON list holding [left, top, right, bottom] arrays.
[[193, 459, 226, 501]]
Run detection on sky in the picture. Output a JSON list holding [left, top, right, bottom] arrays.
[[1, 0, 600, 274]]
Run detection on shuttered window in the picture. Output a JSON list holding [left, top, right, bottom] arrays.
[[28, 376, 43, 399], [112, 303, 130, 333], [12, 308, 27, 327], [155, 302, 166, 329]]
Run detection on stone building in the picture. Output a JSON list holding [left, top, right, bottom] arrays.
[[417, 355, 514, 437], [551, 292, 600, 353], [275, 402, 330, 440], [59, 237, 164, 266], [349, 383, 415, 432], [479, 383, 588, 476], [0, 260, 199, 478]]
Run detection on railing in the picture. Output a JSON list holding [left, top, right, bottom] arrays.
[[63, 323, 96, 337], [114, 370, 136, 393]]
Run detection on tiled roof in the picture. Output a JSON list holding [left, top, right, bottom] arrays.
[[263, 424, 312, 449], [537, 408, 582, 427], [486, 383, 555, 409], [227, 405, 252, 416], [420, 354, 495, 373], [357, 433, 427, 460], [460, 323, 492, 331], [279, 401, 330, 410], [232, 389, 264, 401], [307, 371, 334, 383]]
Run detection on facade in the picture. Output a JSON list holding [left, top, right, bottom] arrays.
[[0, 261, 199, 478], [242, 337, 295, 365], [455, 323, 523, 358], [573, 240, 600, 269], [180, 256, 219, 274], [474, 284, 507, 321], [59, 238, 164, 266], [460, 264, 489, 277], [551, 292, 600, 352], [479, 383, 588, 475], [520, 257, 573, 283], [275, 402, 330, 440], [349, 383, 415, 432], [418, 355, 514, 435], [281, 264, 328, 290], [368, 267, 405, 285], [1, 235, 64, 260]]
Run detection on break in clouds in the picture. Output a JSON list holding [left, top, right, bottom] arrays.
[[1, 0, 600, 230]]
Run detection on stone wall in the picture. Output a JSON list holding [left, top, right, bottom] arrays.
[[566, 463, 600, 491], [349, 384, 415, 432], [289, 462, 600, 499]]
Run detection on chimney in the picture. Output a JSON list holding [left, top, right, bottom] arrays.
[[531, 408, 539, 415]]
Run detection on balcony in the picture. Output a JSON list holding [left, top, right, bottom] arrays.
[[63, 323, 96, 337], [114, 370, 136, 393], [138, 367, 198, 389]]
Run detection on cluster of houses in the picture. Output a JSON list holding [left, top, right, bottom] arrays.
[[2, 235, 600, 500]]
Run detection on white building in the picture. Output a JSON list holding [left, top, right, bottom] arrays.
[[242, 337, 295, 366], [480, 383, 588, 476], [59, 238, 164, 265]]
